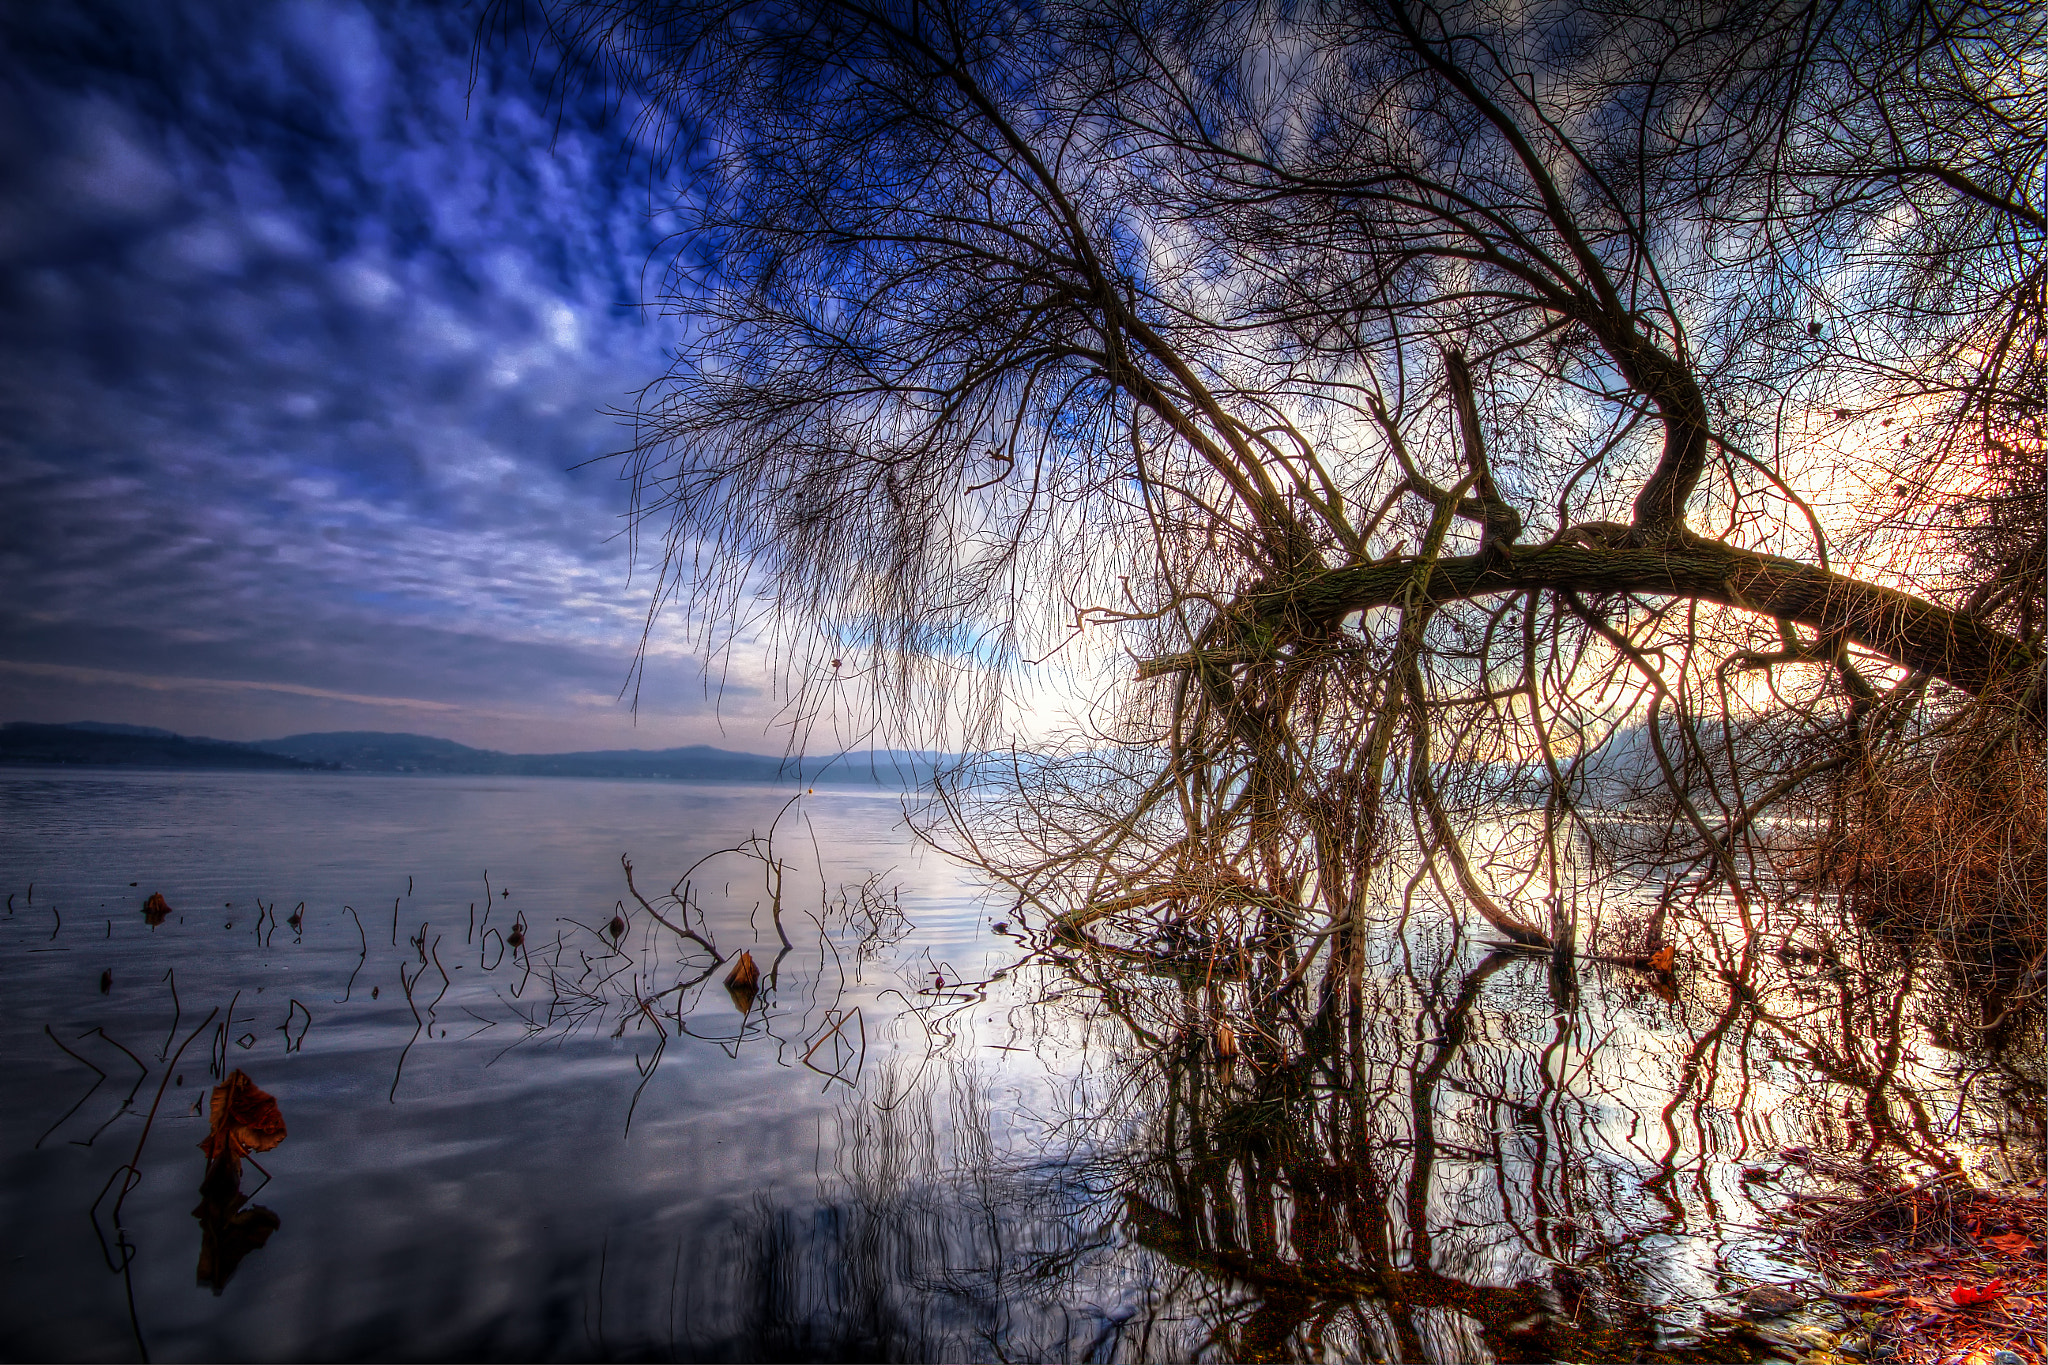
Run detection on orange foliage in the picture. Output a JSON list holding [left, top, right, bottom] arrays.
[[199, 1070, 287, 1164]]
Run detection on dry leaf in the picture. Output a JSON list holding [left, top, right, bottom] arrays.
[[142, 892, 172, 926], [1649, 945, 1676, 973], [1744, 1284, 1807, 1317], [1949, 1279, 2007, 1306], [724, 951, 760, 990], [724, 950, 761, 1013], [199, 1070, 287, 1164], [1982, 1233, 2037, 1257]]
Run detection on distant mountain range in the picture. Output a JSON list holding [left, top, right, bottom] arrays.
[[0, 721, 943, 785], [0, 722, 336, 772]]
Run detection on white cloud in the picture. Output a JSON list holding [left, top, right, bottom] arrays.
[[59, 102, 180, 220]]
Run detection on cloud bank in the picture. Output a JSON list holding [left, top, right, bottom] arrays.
[[0, 0, 777, 750]]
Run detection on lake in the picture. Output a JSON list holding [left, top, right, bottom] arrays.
[[0, 769, 2031, 1362]]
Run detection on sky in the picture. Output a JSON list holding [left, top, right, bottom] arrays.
[[0, 0, 803, 753]]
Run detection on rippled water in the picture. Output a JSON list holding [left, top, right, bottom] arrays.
[[0, 769, 2031, 1362]]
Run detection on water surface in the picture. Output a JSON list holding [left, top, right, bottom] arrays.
[[0, 769, 2029, 1362]]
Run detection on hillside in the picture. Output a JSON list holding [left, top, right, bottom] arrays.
[[2, 723, 942, 785], [0, 723, 334, 771]]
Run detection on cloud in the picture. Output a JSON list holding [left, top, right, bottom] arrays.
[[0, 659, 465, 713], [0, 0, 769, 750]]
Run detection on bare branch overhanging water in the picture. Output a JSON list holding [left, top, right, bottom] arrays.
[[522, 0, 2040, 1033]]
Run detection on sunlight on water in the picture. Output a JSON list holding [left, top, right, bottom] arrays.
[[0, 771, 2031, 1363]]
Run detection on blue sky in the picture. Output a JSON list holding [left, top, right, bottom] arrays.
[[0, 0, 793, 751]]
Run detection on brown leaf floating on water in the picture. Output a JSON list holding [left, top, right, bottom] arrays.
[[199, 1069, 287, 1165], [724, 950, 760, 1013], [1742, 1283, 1806, 1317], [142, 892, 172, 926]]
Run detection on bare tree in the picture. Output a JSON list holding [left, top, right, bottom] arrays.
[[533, 0, 2043, 972]]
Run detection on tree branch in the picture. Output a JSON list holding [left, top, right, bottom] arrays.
[[1140, 539, 2041, 702]]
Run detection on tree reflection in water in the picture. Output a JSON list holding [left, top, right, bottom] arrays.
[[656, 875, 2035, 1364], [1090, 945, 1722, 1363], [35, 789, 2033, 1361]]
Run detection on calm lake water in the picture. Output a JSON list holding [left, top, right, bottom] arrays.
[[0, 769, 2030, 1363]]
